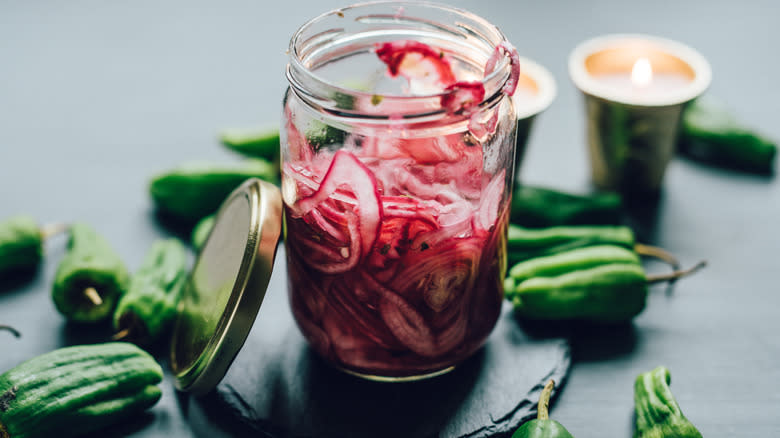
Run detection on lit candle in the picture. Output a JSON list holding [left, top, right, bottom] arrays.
[[593, 57, 691, 99], [568, 34, 711, 194], [632, 58, 653, 87]]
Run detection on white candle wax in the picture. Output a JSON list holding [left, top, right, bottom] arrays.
[[513, 86, 538, 109], [595, 72, 691, 100]]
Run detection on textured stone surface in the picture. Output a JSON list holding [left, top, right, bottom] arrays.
[[204, 284, 571, 438]]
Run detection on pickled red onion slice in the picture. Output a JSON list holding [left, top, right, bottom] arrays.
[[467, 109, 499, 143], [297, 150, 382, 257], [305, 208, 347, 242], [294, 213, 361, 274], [378, 290, 438, 357], [375, 40, 457, 86], [485, 41, 521, 96], [475, 169, 506, 232], [326, 281, 401, 349], [440, 81, 486, 115]]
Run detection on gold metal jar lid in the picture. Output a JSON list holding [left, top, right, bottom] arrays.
[[170, 178, 282, 396]]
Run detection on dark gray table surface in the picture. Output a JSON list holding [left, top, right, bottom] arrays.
[[2, 1, 779, 436]]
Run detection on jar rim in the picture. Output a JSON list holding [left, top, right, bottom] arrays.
[[286, 1, 513, 119]]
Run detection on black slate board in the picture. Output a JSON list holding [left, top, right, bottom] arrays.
[[199, 258, 571, 438]]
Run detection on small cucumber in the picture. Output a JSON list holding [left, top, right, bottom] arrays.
[[0, 342, 163, 438]]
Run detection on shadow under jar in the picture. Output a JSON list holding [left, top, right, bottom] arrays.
[[282, 1, 519, 381]]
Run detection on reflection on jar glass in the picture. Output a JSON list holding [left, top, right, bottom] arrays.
[[282, 2, 520, 380]]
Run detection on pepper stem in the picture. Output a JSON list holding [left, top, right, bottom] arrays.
[[0, 325, 20, 338], [40, 222, 69, 240], [112, 328, 131, 342], [84, 287, 103, 306], [537, 379, 555, 421], [645, 260, 707, 284], [634, 243, 681, 270]]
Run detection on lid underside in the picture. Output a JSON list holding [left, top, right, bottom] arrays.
[[170, 178, 282, 396]]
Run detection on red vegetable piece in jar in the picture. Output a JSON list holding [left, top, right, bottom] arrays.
[[296, 150, 383, 259], [485, 41, 521, 96], [441, 81, 486, 115], [375, 40, 457, 87]]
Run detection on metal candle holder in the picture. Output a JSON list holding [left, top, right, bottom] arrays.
[[569, 34, 711, 194], [513, 56, 556, 178]]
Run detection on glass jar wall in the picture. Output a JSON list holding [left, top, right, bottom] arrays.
[[282, 2, 520, 380]]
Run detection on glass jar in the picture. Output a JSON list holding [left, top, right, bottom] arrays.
[[282, 1, 519, 380]]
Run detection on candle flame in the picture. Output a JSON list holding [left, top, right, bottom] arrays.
[[631, 57, 653, 88]]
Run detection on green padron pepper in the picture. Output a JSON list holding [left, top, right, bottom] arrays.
[[680, 96, 777, 175], [511, 379, 574, 438], [149, 159, 277, 223], [508, 245, 640, 284], [0, 342, 163, 438], [506, 245, 705, 323], [0, 216, 66, 278], [219, 127, 280, 162], [507, 224, 683, 273], [507, 224, 635, 267], [113, 239, 189, 346], [52, 223, 130, 323], [634, 366, 702, 438], [511, 185, 622, 228], [511, 262, 649, 323], [220, 124, 345, 158], [306, 121, 346, 151], [190, 214, 216, 251]]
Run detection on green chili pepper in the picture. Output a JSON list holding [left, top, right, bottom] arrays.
[[113, 239, 189, 346], [508, 224, 635, 253], [0, 342, 163, 438], [507, 224, 635, 267], [149, 159, 277, 222], [511, 185, 622, 228], [511, 379, 574, 438], [511, 262, 649, 323], [680, 96, 777, 175], [190, 214, 215, 251], [0, 216, 66, 278], [504, 276, 517, 297], [219, 127, 280, 162], [509, 253, 706, 323], [306, 122, 346, 150], [507, 225, 682, 270], [508, 244, 640, 286], [52, 223, 130, 323], [634, 366, 702, 438]]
